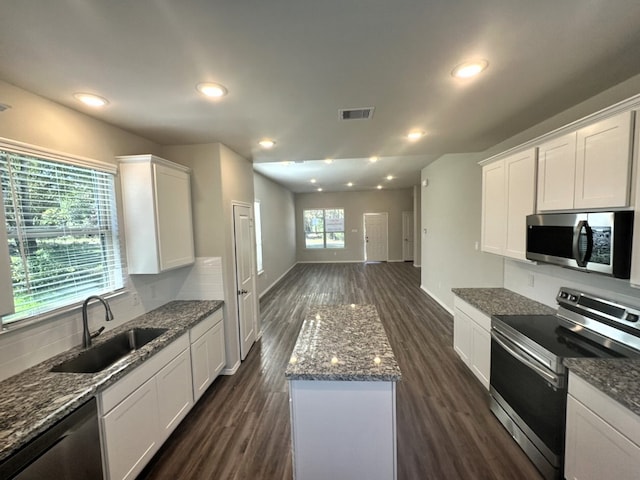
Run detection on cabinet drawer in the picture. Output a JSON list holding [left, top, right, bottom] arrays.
[[453, 297, 491, 332], [100, 333, 189, 414], [568, 373, 640, 446], [190, 308, 223, 342]]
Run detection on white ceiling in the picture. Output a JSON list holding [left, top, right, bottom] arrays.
[[1, 1, 640, 192]]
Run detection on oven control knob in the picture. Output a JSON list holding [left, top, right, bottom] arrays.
[[569, 295, 578, 302], [626, 313, 639, 323], [560, 291, 569, 299]]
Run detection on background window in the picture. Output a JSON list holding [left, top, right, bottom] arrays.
[[0, 148, 123, 325], [304, 208, 344, 249], [254, 200, 263, 273]]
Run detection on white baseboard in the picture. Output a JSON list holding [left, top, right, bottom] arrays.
[[259, 262, 298, 299], [222, 360, 241, 375], [420, 285, 454, 315], [297, 260, 362, 264]]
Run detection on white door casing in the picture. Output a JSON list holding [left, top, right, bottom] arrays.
[[364, 213, 389, 262], [233, 204, 256, 360], [402, 211, 414, 262]]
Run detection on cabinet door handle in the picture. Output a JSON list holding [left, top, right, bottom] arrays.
[[237, 289, 248, 295]]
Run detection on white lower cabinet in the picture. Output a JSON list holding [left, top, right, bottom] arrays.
[[189, 309, 226, 402], [453, 296, 491, 390], [156, 349, 194, 441], [99, 334, 193, 480], [102, 377, 160, 480], [565, 373, 640, 480]]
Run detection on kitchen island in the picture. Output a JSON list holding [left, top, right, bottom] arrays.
[[285, 304, 402, 480]]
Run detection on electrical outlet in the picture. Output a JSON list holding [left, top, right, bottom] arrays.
[[150, 285, 157, 299], [131, 293, 140, 306], [528, 273, 535, 287]]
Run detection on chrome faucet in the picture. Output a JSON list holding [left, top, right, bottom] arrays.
[[82, 295, 114, 348]]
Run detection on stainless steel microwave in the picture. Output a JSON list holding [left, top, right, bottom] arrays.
[[526, 211, 634, 278]]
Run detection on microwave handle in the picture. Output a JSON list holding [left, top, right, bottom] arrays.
[[572, 220, 593, 267]]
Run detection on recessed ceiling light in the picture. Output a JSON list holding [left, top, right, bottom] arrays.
[[369, 156, 378, 163], [196, 82, 228, 98], [73, 93, 109, 108], [386, 175, 394, 181], [377, 185, 383, 190], [325, 158, 333, 164], [451, 60, 489, 79], [317, 187, 323, 192], [407, 130, 425, 141], [258, 139, 276, 149], [310, 178, 317, 184], [347, 182, 353, 187]]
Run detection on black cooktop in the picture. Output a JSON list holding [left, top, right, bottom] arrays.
[[492, 314, 624, 360]]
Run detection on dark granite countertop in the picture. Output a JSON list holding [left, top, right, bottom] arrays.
[[452, 287, 556, 316], [452, 288, 640, 419], [0, 300, 223, 463], [564, 358, 640, 417], [285, 304, 402, 382]]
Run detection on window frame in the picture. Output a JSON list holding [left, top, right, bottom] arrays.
[[303, 208, 345, 249], [0, 137, 124, 329]]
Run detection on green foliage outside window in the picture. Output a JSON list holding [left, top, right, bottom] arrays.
[[1, 149, 122, 324], [303, 208, 345, 248]]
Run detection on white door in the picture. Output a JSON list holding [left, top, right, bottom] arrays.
[[402, 211, 414, 262], [233, 204, 256, 360], [364, 213, 388, 262]]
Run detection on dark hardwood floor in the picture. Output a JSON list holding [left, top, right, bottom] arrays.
[[139, 262, 542, 480]]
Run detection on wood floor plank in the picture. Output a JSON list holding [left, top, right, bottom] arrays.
[[139, 262, 542, 480]]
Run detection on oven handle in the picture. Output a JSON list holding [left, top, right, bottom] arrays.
[[491, 329, 561, 387]]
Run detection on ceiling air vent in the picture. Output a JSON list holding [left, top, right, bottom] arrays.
[[339, 106, 375, 121]]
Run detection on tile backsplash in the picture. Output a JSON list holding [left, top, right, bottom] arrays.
[[0, 257, 224, 381]]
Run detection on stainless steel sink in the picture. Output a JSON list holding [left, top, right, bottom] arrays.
[[51, 328, 168, 373]]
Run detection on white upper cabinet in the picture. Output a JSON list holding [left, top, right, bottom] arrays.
[[118, 155, 195, 274], [504, 149, 537, 260], [481, 148, 536, 260], [0, 193, 15, 317], [575, 111, 634, 209], [536, 132, 577, 211], [537, 111, 634, 212], [481, 160, 506, 255]]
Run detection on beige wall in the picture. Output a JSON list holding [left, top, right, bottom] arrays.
[[161, 143, 257, 370], [0, 80, 159, 163], [421, 154, 504, 310], [295, 188, 414, 262], [0, 80, 186, 380], [161, 143, 224, 257], [421, 72, 640, 312], [254, 172, 296, 296]]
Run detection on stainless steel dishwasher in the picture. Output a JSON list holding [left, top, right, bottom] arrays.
[[0, 397, 103, 479]]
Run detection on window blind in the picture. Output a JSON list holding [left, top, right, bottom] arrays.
[[0, 148, 123, 325]]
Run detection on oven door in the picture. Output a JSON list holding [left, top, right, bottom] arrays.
[[490, 330, 566, 477]]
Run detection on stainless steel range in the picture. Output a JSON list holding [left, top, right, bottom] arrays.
[[489, 287, 640, 480]]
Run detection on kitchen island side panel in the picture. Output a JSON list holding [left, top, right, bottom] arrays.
[[289, 379, 396, 480]]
